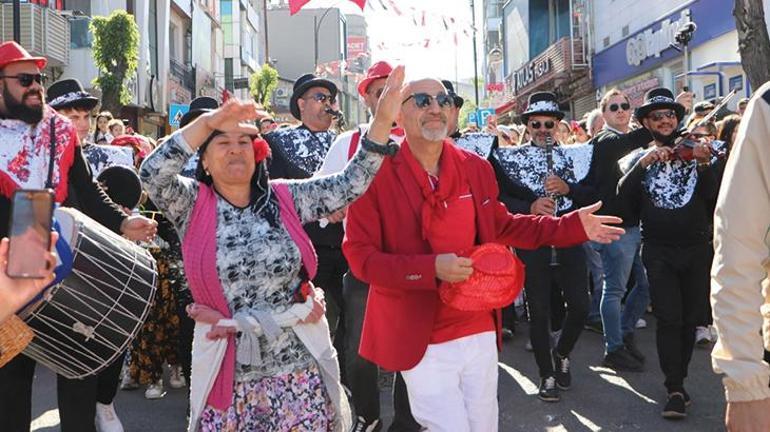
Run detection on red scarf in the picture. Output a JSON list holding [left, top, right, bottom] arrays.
[[401, 139, 467, 240]]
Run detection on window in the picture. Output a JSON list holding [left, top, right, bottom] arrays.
[[148, 0, 159, 76], [170, 23, 179, 62], [69, 16, 92, 49], [225, 58, 234, 91]]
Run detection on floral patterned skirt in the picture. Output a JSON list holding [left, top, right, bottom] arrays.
[[198, 362, 335, 432]]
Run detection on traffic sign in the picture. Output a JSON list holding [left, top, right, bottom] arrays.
[[468, 111, 478, 125], [169, 103, 190, 127], [476, 108, 495, 127]]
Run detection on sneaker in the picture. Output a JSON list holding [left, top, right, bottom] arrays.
[[95, 402, 124, 432], [144, 381, 166, 400], [584, 320, 603, 334], [352, 416, 382, 432], [501, 327, 514, 341], [635, 318, 647, 329], [696, 326, 712, 346], [623, 333, 646, 363], [119, 375, 139, 391], [538, 376, 560, 402], [169, 365, 186, 389], [525, 340, 533, 351], [603, 347, 644, 372], [662, 392, 687, 419], [682, 389, 692, 407], [551, 349, 571, 390]]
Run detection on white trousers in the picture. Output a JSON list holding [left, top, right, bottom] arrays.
[[401, 331, 499, 432]]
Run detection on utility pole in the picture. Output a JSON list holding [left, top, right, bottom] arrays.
[[470, 0, 480, 107], [13, 0, 21, 43], [263, 0, 270, 63]]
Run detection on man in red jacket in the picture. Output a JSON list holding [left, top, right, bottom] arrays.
[[343, 76, 625, 431]]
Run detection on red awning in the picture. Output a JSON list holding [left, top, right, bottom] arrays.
[[495, 99, 517, 115]]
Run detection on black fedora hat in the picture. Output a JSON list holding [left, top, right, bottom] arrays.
[[179, 96, 219, 128], [441, 80, 465, 109], [634, 88, 685, 121], [520, 92, 564, 123], [47, 78, 99, 111], [289, 73, 337, 120]]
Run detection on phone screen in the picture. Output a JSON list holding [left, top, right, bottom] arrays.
[[7, 189, 54, 279]]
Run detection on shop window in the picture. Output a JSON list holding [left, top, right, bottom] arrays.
[[69, 16, 92, 49]]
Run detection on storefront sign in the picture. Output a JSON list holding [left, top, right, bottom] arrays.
[[618, 76, 660, 108], [347, 36, 367, 59], [729, 75, 743, 91], [704, 83, 717, 100], [514, 58, 551, 93], [593, 0, 734, 88], [626, 10, 691, 67]]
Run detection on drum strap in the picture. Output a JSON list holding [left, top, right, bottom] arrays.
[[45, 117, 56, 189]]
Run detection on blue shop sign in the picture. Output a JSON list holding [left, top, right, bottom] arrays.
[[593, 0, 734, 88]]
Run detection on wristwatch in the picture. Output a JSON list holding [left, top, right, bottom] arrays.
[[361, 135, 399, 156]]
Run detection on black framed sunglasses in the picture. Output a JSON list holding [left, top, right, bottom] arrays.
[[0, 73, 46, 87], [609, 102, 631, 112], [648, 110, 677, 121], [529, 120, 556, 130], [306, 92, 336, 104], [402, 92, 453, 109]]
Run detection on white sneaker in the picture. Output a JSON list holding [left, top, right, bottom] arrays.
[[169, 365, 186, 389], [95, 402, 124, 432], [525, 340, 533, 351], [696, 326, 712, 346], [635, 318, 647, 329], [144, 381, 167, 399], [119, 374, 139, 391]]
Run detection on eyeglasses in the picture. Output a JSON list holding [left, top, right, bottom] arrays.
[[529, 120, 556, 130], [648, 110, 677, 121], [402, 92, 453, 109], [609, 102, 631, 112], [0, 73, 46, 87], [306, 93, 336, 105]]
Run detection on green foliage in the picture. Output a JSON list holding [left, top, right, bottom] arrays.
[[90, 10, 140, 114], [250, 64, 279, 109], [458, 100, 478, 130]]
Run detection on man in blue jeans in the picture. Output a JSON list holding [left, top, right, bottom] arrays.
[[587, 89, 652, 371]]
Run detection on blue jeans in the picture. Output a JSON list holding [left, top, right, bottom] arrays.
[[593, 226, 647, 353], [584, 243, 603, 323], [621, 247, 650, 336]]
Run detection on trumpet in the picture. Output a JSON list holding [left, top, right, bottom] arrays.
[[325, 107, 346, 129], [545, 133, 559, 267]]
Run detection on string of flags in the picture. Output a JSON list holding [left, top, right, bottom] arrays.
[[289, 0, 366, 15]]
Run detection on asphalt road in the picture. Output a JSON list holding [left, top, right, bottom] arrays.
[[29, 317, 726, 431]]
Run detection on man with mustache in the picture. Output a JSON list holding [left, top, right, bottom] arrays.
[[344, 78, 625, 431], [0, 41, 157, 432], [617, 87, 720, 420]]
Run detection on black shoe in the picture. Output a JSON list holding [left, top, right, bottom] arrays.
[[603, 347, 644, 372], [501, 327, 514, 341], [353, 416, 383, 432], [662, 392, 687, 419], [623, 333, 646, 363], [682, 389, 692, 407], [584, 320, 603, 334], [552, 349, 571, 390], [538, 376, 560, 402]]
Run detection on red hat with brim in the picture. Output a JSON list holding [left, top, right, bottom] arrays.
[[439, 243, 525, 312], [0, 41, 47, 70], [357, 61, 393, 98]]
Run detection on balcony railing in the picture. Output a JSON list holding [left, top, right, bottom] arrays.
[[0, 3, 69, 67], [170, 58, 195, 92]]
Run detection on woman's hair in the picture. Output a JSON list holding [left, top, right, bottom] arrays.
[[717, 114, 741, 152], [107, 119, 123, 133], [93, 111, 115, 143]]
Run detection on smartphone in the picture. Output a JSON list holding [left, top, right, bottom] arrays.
[[7, 189, 54, 279]]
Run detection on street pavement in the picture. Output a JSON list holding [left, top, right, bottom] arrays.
[[29, 316, 726, 431]]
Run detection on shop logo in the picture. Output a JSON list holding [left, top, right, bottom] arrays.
[[514, 58, 552, 93], [625, 9, 691, 67]]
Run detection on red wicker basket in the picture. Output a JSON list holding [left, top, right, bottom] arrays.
[[440, 243, 525, 311]]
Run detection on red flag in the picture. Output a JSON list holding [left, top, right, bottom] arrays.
[[290, 0, 366, 15], [222, 88, 231, 103]]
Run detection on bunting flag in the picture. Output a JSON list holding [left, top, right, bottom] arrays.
[[289, 0, 366, 15]]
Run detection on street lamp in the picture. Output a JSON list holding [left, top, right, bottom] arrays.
[[470, 0, 480, 107], [314, 7, 338, 69], [13, 0, 21, 43]]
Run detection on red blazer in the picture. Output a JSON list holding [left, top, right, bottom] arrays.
[[343, 145, 588, 371]]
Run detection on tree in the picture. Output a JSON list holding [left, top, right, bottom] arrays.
[[735, 0, 770, 89], [90, 11, 140, 115], [250, 64, 279, 109]]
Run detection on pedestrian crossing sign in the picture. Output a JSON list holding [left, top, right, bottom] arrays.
[[169, 103, 190, 127]]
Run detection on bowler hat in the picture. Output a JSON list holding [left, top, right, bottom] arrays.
[[441, 80, 465, 109], [520, 92, 564, 123], [179, 96, 219, 128], [47, 79, 99, 111], [289, 73, 337, 120], [634, 87, 686, 121]]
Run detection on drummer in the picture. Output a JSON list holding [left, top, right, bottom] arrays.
[[0, 43, 157, 432]]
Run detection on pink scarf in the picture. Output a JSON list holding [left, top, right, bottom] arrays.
[[181, 183, 317, 410]]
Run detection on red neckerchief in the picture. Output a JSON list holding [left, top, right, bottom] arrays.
[[401, 139, 467, 240]]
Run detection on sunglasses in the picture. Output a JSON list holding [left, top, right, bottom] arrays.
[[402, 92, 453, 109], [0, 73, 46, 87], [609, 102, 631, 112], [306, 93, 336, 104], [529, 120, 556, 130], [648, 110, 677, 121]]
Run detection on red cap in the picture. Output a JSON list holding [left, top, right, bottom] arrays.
[[357, 61, 393, 97], [0, 41, 47, 71]]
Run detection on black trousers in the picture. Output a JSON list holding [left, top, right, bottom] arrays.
[[96, 352, 125, 405], [313, 245, 348, 381], [0, 354, 98, 432], [643, 242, 712, 393], [342, 272, 420, 431], [520, 246, 589, 378]]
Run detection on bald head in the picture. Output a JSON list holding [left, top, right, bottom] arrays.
[[398, 78, 451, 143]]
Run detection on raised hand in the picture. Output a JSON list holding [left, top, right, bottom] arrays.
[[577, 201, 625, 244], [369, 65, 406, 144], [203, 99, 264, 135]]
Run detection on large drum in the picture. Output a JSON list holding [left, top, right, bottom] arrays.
[[18, 207, 157, 379]]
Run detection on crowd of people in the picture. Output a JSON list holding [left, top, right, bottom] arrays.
[[0, 38, 769, 432]]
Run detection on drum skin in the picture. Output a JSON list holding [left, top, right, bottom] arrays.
[[19, 207, 157, 379]]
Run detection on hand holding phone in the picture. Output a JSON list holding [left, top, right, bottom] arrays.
[[7, 189, 55, 279]]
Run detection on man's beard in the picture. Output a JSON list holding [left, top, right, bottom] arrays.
[[2, 86, 44, 125], [650, 129, 678, 146], [421, 124, 448, 141]]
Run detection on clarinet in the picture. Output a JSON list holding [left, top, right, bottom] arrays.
[[325, 107, 346, 130], [545, 134, 560, 267]]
